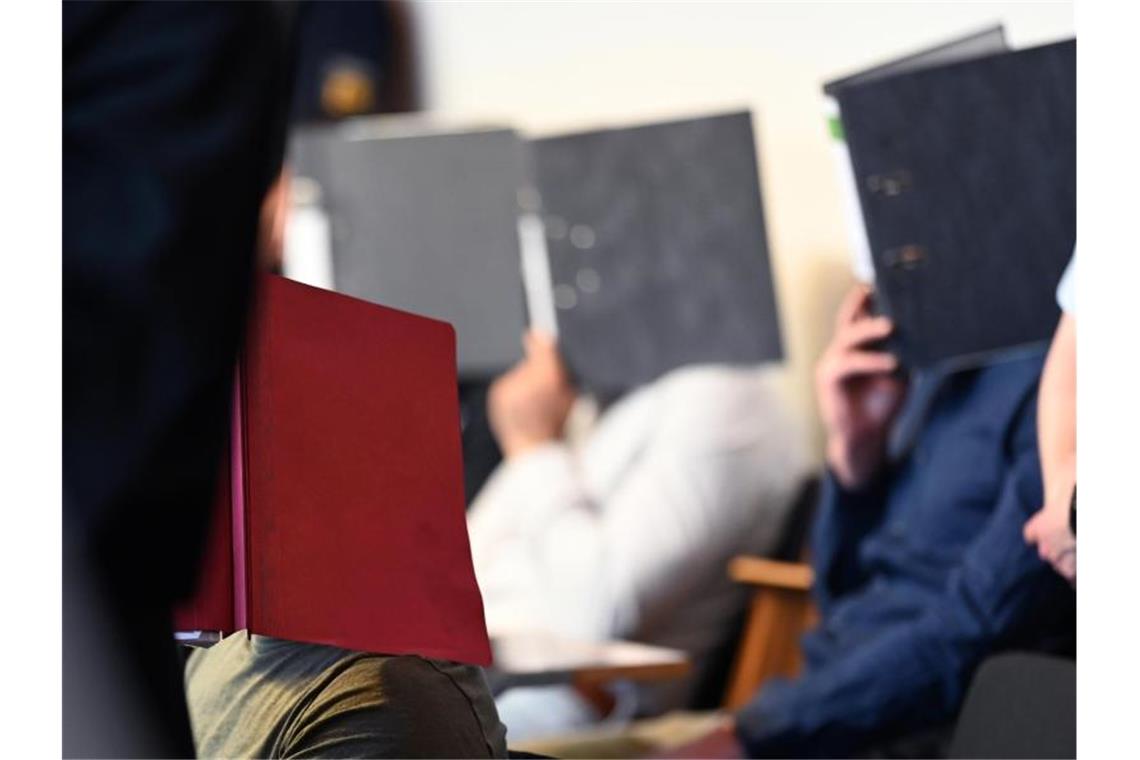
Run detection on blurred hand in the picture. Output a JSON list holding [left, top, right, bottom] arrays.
[[488, 331, 576, 459], [1024, 459, 1076, 584], [815, 285, 907, 490], [257, 167, 290, 272]]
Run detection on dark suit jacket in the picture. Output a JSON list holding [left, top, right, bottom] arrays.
[[63, 3, 293, 755]]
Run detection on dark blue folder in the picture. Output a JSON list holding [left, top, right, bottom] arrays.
[[836, 40, 1075, 369]]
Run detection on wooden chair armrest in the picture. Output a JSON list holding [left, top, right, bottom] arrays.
[[728, 556, 814, 591], [722, 557, 818, 708]]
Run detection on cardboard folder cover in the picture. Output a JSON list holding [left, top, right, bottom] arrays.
[[822, 26, 1010, 282], [290, 123, 529, 378], [531, 111, 784, 392], [175, 275, 492, 666], [836, 40, 1075, 369]]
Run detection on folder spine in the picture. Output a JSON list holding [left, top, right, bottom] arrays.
[[231, 362, 251, 631]]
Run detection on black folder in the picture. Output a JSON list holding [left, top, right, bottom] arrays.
[[290, 122, 529, 377], [531, 111, 783, 392], [835, 40, 1075, 369], [822, 27, 1010, 284]]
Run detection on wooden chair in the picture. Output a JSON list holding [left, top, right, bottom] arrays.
[[721, 479, 820, 709], [721, 556, 817, 708]]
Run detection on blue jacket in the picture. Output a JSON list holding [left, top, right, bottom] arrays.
[[735, 353, 1075, 757]]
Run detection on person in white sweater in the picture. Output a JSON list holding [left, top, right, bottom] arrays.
[[468, 332, 809, 740]]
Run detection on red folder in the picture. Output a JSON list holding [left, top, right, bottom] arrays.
[[175, 275, 491, 666]]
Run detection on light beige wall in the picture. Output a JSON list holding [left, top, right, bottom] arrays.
[[410, 0, 1074, 461]]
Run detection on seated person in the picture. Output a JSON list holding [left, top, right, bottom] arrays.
[[1024, 252, 1077, 584], [184, 632, 508, 758], [182, 171, 508, 760], [942, 254, 1080, 760], [668, 285, 1076, 758], [468, 331, 810, 740]]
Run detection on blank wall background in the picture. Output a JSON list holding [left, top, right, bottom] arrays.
[[410, 0, 1075, 460]]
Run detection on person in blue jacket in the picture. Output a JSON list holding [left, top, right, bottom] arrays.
[[676, 284, 1075, 758]]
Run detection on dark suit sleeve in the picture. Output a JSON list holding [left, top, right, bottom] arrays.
[[810, 470, 891, 614], [736, 404, 1070, 758], [64, 4, 292, 587], [63, 3, 293, 756]]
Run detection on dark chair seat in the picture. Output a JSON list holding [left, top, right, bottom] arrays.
[[949, 652, 1076, 759]]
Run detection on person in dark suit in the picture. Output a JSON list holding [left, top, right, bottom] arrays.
[[667, 286, 1075, 758], [63, 2, 293, 755], [290, 0, 418, 123]]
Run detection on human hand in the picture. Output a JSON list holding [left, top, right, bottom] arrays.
[[815, 285, 907, 490], [258, 167, 290, 272], [1024, 462, 1076, 584], [487, 331, 576, 459]]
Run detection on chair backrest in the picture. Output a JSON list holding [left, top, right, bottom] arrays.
[[770, 477, 820, 563], [684, 476, 820, 710]]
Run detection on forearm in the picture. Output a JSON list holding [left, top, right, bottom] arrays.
[[825, 432, 888, 492], [1037, 314, 1076, 503], [469, 443, 587, 539], [471, 441, 781, 641], [811, 470, 890, 611], [744, 452, 1064, 757], [735, 618, 965, 759], [468, 445, 615, 638]]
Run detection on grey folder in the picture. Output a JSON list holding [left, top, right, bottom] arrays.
[[836, 40, 1075, 369], [290, 123, 529, 377], [531, 111, 783, 393]]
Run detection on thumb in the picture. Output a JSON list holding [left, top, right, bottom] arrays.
[[1023, 511, 1041, 544]]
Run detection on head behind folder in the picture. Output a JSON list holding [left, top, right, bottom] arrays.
[[532, 111, 783, 396], [829, 39, 1074, 373]]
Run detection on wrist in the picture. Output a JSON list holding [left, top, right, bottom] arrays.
[[1044, 456, 1076, 504], [826, 434, 884, 492], [500, 430, 560, 460]]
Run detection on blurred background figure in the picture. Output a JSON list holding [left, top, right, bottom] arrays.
[[63, 2, 293, 755], [1024, 251, 1077, 584], [290, 0, 418, 124], [469, 332, 810, 740]]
